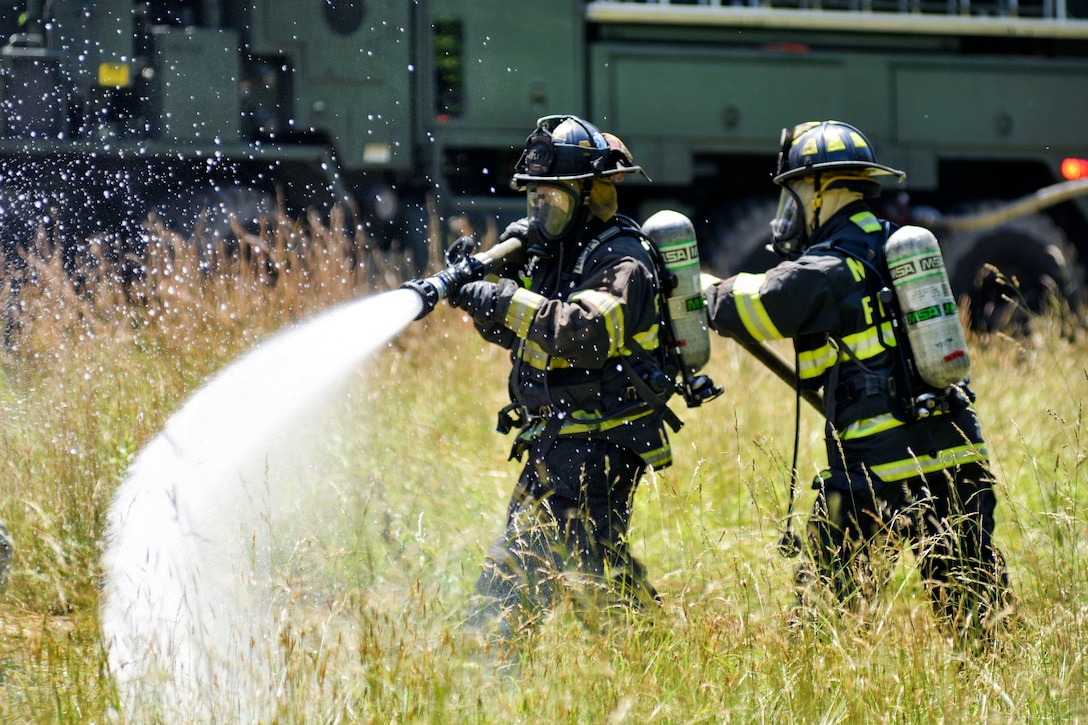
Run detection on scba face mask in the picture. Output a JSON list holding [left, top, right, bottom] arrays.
[[527, 182, 582, 241], [770, 184, 806, 259]]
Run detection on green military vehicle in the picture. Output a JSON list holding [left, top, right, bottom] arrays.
[[2, 0, 1087, 327]]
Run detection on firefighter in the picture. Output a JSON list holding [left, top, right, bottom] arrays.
[[703, 120, 1011, 641], [443, 115, 671, 639]]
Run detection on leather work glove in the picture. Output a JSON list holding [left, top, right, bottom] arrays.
[[448, 278, 518, 326]]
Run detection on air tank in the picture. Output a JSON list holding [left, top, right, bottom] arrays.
[[885, 225, 970, 388], [642, 209, 712, 375]]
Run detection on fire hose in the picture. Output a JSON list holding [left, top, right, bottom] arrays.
[[735, 338, 823, 413], [400, 235, 525, 319], [923, 177, 1088, 233], [732, 337, 821, 558]]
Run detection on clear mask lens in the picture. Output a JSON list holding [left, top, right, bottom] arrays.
[[770, 186, 805, 239], [769, 185, 804, 258], [527, 182, 580, 239]]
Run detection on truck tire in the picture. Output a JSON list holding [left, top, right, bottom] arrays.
[[943, 213, 1083, 334]]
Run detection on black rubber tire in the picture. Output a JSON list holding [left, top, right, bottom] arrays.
[[943, 213, 1083, 334]]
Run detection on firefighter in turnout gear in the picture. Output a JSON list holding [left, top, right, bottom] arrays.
[[703, 120, 1011, 641], [450, 116, 671, 639]]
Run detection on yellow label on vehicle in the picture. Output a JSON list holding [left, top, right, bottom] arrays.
[[98, 63, 131, 88]]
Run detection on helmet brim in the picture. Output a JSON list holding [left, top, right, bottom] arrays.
[[512, 165, 646, 190], [773, 160, 906, 186]]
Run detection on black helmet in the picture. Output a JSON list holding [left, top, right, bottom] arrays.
[[769, 121, 904, 260], [512, 115, 644, 189], [773, 120, 905, 187]]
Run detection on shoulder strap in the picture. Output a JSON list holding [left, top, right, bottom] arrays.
[[571, 217, 683, 432], [571, 217, 639, 277], [828, 220, 924, 421], [620, 338, 684, 433]]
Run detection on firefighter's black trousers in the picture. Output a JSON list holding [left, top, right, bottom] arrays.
[[466, 438, 658, 637], [798, 461, 1010, 637]]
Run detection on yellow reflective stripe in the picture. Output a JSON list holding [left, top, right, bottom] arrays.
[[513, 402, 665, 465], [504, 288, 545, 337], [515, 340, 572, 370], [561, 405, 655, 434], [844, 321, 896, 361], [569, 289, 624, 357], [850, 211, 882, 233], [798, 344, 837, 380], [732, 273, 782, 342], [641, 445, 673, 469], [701, 272, 723, 290], [631, 325, 660, 353], [797, 321, 895, 380], [839, 412, 907, 440], [870, 442, 989, 482]]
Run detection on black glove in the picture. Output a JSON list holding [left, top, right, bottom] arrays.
[[448, 278, 518, 326], [492, 218, 529, 275], [499, 218, 529, 243], [400, 278, 439, 320]]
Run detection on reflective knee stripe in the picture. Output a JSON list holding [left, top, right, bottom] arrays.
[[569, 288, 625, 357], [504, 287, 545, 338], [870, 442, 989, 481], [732, 273, 783, 342]]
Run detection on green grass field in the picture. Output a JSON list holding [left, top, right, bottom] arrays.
[[0, 218, 1086, 723]]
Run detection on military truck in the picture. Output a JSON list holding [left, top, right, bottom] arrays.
[[2, 0, 1087, 326]]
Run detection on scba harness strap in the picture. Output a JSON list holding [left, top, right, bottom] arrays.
[[572, 215, 684, 432], [497, 217, 683, 457], [827, 217, 971, 426]]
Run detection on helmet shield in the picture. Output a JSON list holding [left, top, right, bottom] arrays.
[[527, 181, 582, 240], [522, 125, 564, 176]]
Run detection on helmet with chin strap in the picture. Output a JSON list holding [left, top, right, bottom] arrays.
[[511, 115, 646, 254], [769, 120, 905, 258], [511, 115, 643, 188], [773, 120, 905, 187]]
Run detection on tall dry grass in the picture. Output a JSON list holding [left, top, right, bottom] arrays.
[[0, 207, 438, 720], [0, 207, 1085, 722]]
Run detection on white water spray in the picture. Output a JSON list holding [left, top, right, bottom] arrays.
[[100, 289, 423, 722]]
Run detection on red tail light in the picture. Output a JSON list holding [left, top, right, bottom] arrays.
[[1061, 157, 1088, 180]]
